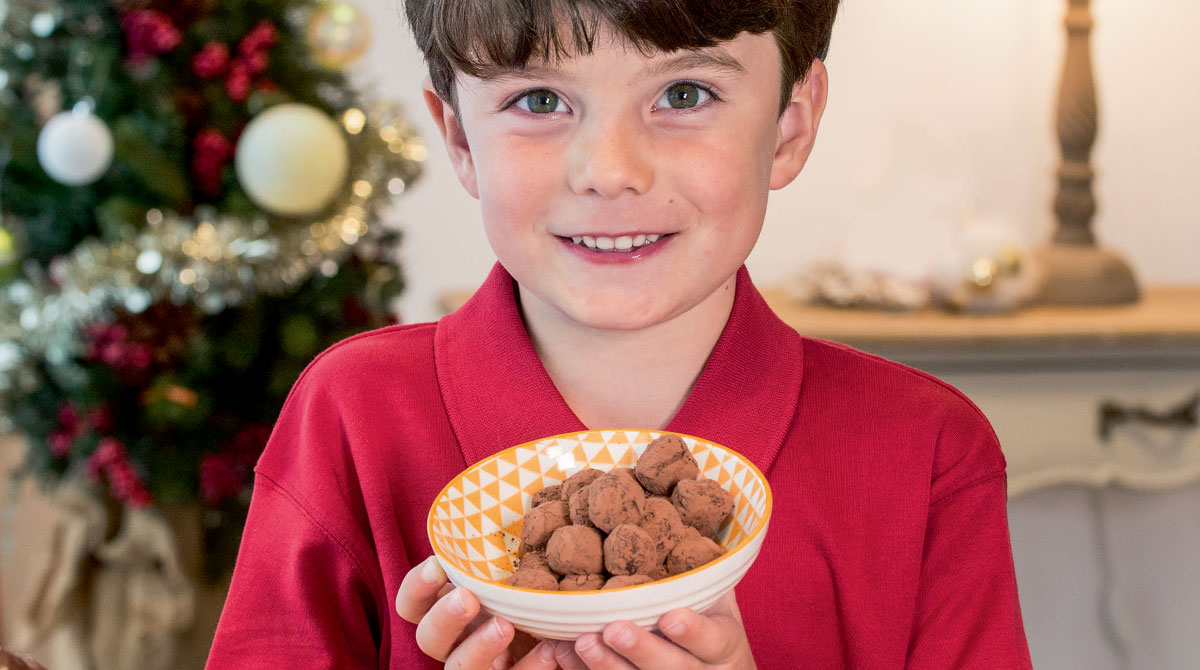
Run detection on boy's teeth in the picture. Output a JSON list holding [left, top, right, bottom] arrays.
[[571, 233, 667, 252]]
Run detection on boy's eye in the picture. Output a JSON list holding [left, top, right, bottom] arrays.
[[517, 89, 568, 114], [658, 82, 711, 110]]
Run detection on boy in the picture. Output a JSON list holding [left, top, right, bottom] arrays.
[[208, 1, 1033, 668]]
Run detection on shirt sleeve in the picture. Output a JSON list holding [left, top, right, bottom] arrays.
[[905, 471, 1033, 669], [205, 473, 382, 670]]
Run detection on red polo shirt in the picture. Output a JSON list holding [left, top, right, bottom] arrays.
[[206, 264, 1032, 669]]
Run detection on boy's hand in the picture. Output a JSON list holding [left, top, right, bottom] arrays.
[[553, 591, 756, 670], [0, 647, 47, 670], [396, 556, 559, 669]]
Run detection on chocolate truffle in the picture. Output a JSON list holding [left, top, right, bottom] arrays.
[[646, 564, 669, 581], [546, 525, 604, 575], [604, 524, 657, 576], [588, 471, 646, 533], [520, 500, 570, 550], [559, 574, 606, 591], [612, 467, 639, 485], [635, 435, 700, 495], [568, 484, 596, 527], [516, 550, 551, 574], [639, 497, 688, 563], [666, 536, 725, 576], [561, 468, 604, 501], [506, 568, 560, 590], [671, 478, 734, 535], [530, 484, 561, 508], [602, 574, 653, 590]]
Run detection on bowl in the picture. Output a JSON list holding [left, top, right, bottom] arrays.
[[426, 429, 772, 640]]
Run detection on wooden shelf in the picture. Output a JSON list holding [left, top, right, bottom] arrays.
[[759, 286, 1200, 363]]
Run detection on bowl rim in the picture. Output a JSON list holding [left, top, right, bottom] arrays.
[[426, 428, 774, 594]]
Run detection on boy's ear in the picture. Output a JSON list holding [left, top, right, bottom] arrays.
[[421, 76, 480, 199], [769, 59, 829, 191]]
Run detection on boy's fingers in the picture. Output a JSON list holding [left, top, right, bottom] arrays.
[[571, 632, 637, 670], [508, 640, 560, 669], [599, 621, 696, 669], [396, 556, 449, 623], [657, 592, 746, 664], [443, 617, 514, 670], [554, 640, 588, 669], [416, 587, 481, 661]]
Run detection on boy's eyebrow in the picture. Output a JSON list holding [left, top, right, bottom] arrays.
[[645, 49, 748, 79], [477, 48, 747, 86]]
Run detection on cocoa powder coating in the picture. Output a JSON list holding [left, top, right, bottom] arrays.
[[634, 435, 700, 495], [603, 523, 657, 576], [559, 573, 607, 591], [560, 468, 604, 501], [602, 574, 653, 590], [546, 525, 604, 575], [638, 497, 688, 564], [530, 484, 561, 508], [587, 472, 646, 533], [505, 568, 560, 590], [520, 500, 570, 550], [671, 478, 734, 535], [666, 536, 726, 576]]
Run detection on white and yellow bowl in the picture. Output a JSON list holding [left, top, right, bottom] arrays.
[[426, 429, 772, 640]]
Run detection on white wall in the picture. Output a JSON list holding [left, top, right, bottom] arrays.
[[353, 0, 1200, 324]]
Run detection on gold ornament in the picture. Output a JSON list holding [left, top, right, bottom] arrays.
[[0, 220, 16, 269], [234, 103, 350, 216], [307, 2, 371, 70]]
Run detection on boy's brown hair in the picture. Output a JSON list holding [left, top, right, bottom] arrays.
[[403, 0, 840, 118]]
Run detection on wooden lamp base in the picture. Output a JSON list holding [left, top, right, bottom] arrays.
[[1035, 243, 1140, 305], [1038, 0, 1141, 307]]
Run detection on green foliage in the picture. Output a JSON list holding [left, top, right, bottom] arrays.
[[0, 0, 414, 578]]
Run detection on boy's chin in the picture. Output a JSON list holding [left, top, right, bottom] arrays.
[[552, 296, 677, 333]]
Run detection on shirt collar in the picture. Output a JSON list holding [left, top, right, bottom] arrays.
[[434, 263, 804, 476]]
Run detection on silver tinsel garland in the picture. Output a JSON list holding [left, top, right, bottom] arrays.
[[0, 101, 425, 430]]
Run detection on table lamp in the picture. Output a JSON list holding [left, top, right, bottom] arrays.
[[1035, 0, 1140, 305]]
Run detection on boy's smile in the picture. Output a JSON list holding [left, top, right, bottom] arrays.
[[424, 22, 826, 333]]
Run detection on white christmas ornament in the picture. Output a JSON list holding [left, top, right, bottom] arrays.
[[235, 103, 349, 216], [37, 104, 114, 186]]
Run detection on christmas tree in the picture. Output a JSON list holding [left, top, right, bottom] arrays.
[[0, 0, 424, 576]]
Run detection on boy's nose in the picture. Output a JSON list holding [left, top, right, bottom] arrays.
[[566, 120, 653, 199]]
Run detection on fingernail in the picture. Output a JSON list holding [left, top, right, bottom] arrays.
[[611, 623, 635, 649], [448, 588, 467, 615], [420, 556, 442, 583], [553, 640, 575, 660], [576, 634, 602, 661], [537, 640, 557, 661], [486, 617, 507, 643], [662, 618, 686, 636]]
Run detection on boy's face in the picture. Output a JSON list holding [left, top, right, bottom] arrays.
[[424, 24, 827, 332]]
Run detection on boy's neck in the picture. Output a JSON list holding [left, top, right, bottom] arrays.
[[517, 274, 737, 431]]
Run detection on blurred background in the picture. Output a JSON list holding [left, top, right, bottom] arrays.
[[1, 0, 1198, 668]]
